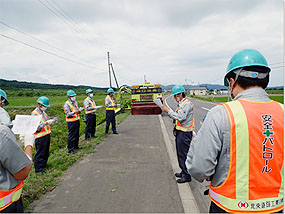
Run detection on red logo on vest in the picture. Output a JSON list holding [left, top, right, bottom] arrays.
[[238, 201, 249, 209]]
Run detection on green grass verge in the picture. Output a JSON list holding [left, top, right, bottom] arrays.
[[24, 110, 130, 210]]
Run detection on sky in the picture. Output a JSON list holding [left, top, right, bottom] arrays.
[[0, 0, 283, 87]]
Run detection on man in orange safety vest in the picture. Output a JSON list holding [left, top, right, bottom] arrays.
[[186, 49, 284, 213]]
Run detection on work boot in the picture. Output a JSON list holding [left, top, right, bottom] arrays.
[[68, 150, 76, 154], [176, 177, 191, 184], [175, 172, 182, 178], [113, 131, 118, 134]]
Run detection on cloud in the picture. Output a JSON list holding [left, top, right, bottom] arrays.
[[0, 0, 282, 87]]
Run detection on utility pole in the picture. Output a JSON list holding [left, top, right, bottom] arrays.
[[107, 52, 112, 88], [144, 75, 147, 83]]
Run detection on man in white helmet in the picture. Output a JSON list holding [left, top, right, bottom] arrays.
[[0, 89, 33, 212]]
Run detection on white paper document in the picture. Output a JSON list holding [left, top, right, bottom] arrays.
[[153, 99, 163, 108], [95, 105, 103, 109], [12, 115, 42, 135], [79, 107, 85, 111]]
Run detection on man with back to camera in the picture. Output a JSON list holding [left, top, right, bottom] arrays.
[[0, 89, 33, 213], [186, 49, 284, 213], [162, 85, 194, 183]]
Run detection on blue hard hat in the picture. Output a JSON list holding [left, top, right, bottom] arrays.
[[67, 90, 77, 97], [224, 49, 271, 86], [86, 88, 93, 94], [0, 89, 9, 106], [107, 88, 114, 94], [37, 96, 50, 107], [172, 85, 185, 96]]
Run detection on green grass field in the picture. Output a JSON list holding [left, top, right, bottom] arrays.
[[191, 95, 284, 104], [4, 91, 131, 210]]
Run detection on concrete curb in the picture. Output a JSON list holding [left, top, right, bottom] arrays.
[[158, 115, 200, 213]]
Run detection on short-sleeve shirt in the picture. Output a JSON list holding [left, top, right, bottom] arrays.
[[0, 125, 32, 190]]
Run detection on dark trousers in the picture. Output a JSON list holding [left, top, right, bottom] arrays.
[[0, 198, 23, 213], [209, 201, 284, 213], [67, 120, 80, 152], [175, 130, 192, 179], [105, 110, 116, 133], [34, 134, 50, 172], [85, 113, 96, 140]]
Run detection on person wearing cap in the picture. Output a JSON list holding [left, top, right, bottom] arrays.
[[31, 96, 57, 174], [83, 89, 97, 140], [186, 49, 284, 213], [105, 88, 118, 134], [63, 90, 81, 154], [0, 89, 33, 212], [161, 85, 194, 183]]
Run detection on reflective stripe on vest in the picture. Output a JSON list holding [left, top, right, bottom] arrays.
[[83, 97, 96, 114], [0, 181, 23, 211], [105, 95, 115, 111], [209, 99, 284, 213], [63, 100, 80, 122], [32, 109, 51, 139], [175, 99, 195, 132]]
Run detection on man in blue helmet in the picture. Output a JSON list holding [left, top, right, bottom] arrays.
[[186, 49, 284, 213], [31, 96, 57, 174], [83, 89, 97, 140], [0, 89, 33, 212], [63, 90, 82, 154], [162, 85, 194, 183], [105, 88, 118, 134]]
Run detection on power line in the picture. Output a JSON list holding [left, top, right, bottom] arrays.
[[1, 33, 107, 71], [38, 0, 107, 53], [0, 20, 105, 69], [269, 62, 284, 66], [271, 65, 284, 69], [48, 0, 107, 50]]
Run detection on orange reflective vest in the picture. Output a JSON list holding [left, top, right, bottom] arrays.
[[83, 97, 96, 114], [175, 99, 194, 132], [32, 108, 51, 139], [0, 181, 24, 211], [63, 100, 80, 122], [209, 99, 284, 213], [105, 95, 115, 111]]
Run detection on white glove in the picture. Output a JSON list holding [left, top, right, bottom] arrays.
[[79, 107, 84, 112], [46, 119, 55, 125], [24, 134, 35, 149]]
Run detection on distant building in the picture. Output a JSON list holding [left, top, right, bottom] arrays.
[[189, 86, 208, 96], [219, 89, 229, 95]]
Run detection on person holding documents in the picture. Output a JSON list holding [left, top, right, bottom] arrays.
[[161, 85, 194, 183], [83, 89, 97, 140], [105, 88, 118, 134], [0, 89, 33, 212], [32, 96, 56, 174], [63, 90, 82, 154]]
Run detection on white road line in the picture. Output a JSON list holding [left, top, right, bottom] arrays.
[[201, 107, 210, 111], [158, 115, 200, 213]]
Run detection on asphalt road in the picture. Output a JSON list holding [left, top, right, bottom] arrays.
[[31, 115, 185, 213], [163, 95, 217, 213]]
